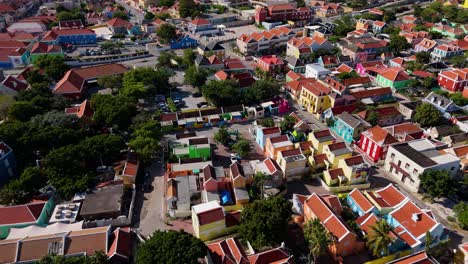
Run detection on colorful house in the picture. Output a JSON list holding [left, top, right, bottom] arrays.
[[336, 155, 370, 184], [299, 78, 332, 115], [437, 68, 468, 93], [375, 68, 411, 91], [29, 42, 63, 63], [322, 142, 353, 168], [357, 106, 405, 127], [0, 142, 16, 185], [276, 148, 307, 181], [191, 201, 238, 241], [385, 199, 445, 251], [255, 126, 281, 149], [285, 56, 306, 74], [302, 193, 365, 257], [264, 135, 293, 159], [331, 112, 371, 143], [173, 137, 212, 161], [41, 29, 97, 45], [170, 35, 198, 49], [308, 129, 336, 155], [256, 55, 284, 76], [365, 184, 408, 215], [347, 188, 378, 217], [431, 44, 463, 61], [0, 200, 55, 239], [358, 126, 398, 163]]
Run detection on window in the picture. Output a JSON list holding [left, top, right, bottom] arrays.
[[451, 167, 455, 171], [390, 153, 395, 161], [405, 163, 410, 169], [413, 169, 418, 175]]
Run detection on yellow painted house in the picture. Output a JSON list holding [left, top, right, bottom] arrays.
[[322, 142, 353, 169], [276, 148, 307, 180], [192, 201, 238, 241], [308, 129, 336, 155], [299, 79, 333, 116], [337, 155, 370, 185]]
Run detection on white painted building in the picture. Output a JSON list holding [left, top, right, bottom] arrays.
[[305, 63, 330, 79], [383, 139, 460, 192]]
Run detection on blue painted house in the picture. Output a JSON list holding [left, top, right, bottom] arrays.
[[347, 188, 379, 217], [255, 126, 281, 149], [0, 48, 30, 69], [0, 142, 16, 186], [331, 112, 370, 143], [385, 199, 446, 251], [41, 29, 97, 45], [356, 212, 408, 255], [170, 35, 198, 50]]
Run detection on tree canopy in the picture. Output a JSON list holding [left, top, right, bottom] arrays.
[[366, 220, 395, 257], [39, 251, 108, 264], [389, 35, 411, 55], [157, 23, 177, 43], [90, 94, 136, 129], [184, 65, 208, 87], [34, 55, 70, 81], [179, 0, 201, 18], [112, 11, 129, 20], [136, 230, 207, 264], [304, 218, 333, 264], [232, 139, 251, 158], [419, 170, 458, 200], [413, 103, 441, 127], [238, 196, 292, 250], [128, 120, 162, 164], [454, 202, 468, 230]]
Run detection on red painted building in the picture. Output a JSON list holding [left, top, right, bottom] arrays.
[[437, 68, 468, 92], [358, 126, 398, 163], [255, 4, 312, 27], [257, 55, 284, 75]]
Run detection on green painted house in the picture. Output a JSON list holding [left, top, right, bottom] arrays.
[[375, 68, 411, 91], [0, 199, 55, 239], [30, 42, 64, 63], [173, 137, 211, 161]]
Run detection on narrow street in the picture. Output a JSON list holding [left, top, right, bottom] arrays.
[[133, 155, 166, 237]]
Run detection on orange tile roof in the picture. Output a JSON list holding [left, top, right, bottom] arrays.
[[362, 126, 398, 146], [349, 189, 375, 214], [0, 202, 46, 226], [374, 184, 406, 208], [379, 68, 410, 82]]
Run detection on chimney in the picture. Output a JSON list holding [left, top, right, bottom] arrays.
[[412, 213, 422, 222]]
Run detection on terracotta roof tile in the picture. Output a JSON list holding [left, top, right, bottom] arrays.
[[349, 189, 375, 214], [362, 126, 398, 146]]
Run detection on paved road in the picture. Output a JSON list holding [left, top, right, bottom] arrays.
[[116, 0, 144, 24], [134, 155, 166, 237]]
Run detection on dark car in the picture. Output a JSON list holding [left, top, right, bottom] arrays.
[[196, 102, 208, 108]]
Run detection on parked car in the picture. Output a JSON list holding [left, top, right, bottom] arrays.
[[197, 102, 208, 108]]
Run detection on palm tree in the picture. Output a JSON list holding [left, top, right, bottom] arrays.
[[304, 219, 333, 264], [253, 172, 270, 200], [366, 220, 395, 257]]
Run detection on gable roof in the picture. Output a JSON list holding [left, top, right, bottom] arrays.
[[337, 112, 365, 128], [389, 199, 439, 247], [207, 237, 249, 264], [312, 129, 335, 142], [247, 246, 294, 264], [230, 162, 245, 179], [1, 75, 28, 92], [371, 184, 407, 208], [362, 126, 398, 146], [348, 188, 375, 214], [264, 158, 281, 174], [379, 68, 411, 82], [304, 193, 354, 242], [0, 202, 46, 226], [106, 17, 132, 27]]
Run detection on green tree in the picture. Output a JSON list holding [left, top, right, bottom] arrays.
[[382, 8, 396, 22], [449, 55, 467, 68], [30, 110, 77, 128], [414, 103, 441, 127], [238, 197, 292, 250], [280, 115, 296, 132], [182, 48, 196, 68], [97, 75, 123, 89], [416, 51, 431, 64], [184, 65, 207, 87], [232, 139, 251, 158], [419, 170, 458, 200], [56, 11, 85, 23], [179, 0, 200, 18], [157, 51, 175, 67], [122, 67, 172, 95], [383, 26, 401, 35], [112, 11, 129, 20], [334, 15, 355, 37], [259, 118, 274, 127], [137, 230, 206, 264], [453, 202, 468, 230], [252, 171, 271, 199], [0, 95, 13, 119], [159, 0, 175, 7], [304, 218, 333, 264], [144, 11, 155, 20], [79, 134, 125, 167], [422, 77, 434, 89], [7, 101, 42, 122], [246, 80, 281, 104], [128, 120, 161, 164], [90, 94, 136, 129], [17, 82, 51, 101], [214, 126, 230, 145], [450, 92, 468, 106], [425, 231, 433, 253], [202, 80, 241, 107], [366, 110, 379, 126], [389, 35, 411, 55], [157, 23, 177, 43], [366, 220, 395, 257], [45, 145, 94, 199], [0, 167, 48, 205], [34, 55, 70, 81], [337, 71, 360, 80]]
